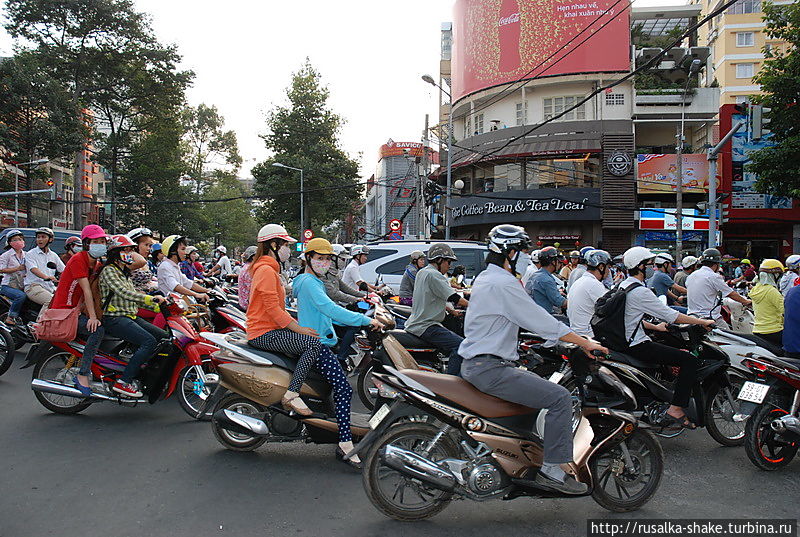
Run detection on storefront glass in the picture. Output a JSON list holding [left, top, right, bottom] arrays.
[[458, 156, 601, 194]]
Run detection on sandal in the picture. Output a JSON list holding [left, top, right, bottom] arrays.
[[336, 447, 362, 471], [281, 391, 313, 416], [662, 412, 697, 430]]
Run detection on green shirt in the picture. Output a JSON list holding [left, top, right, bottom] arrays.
[[99, 264, 157, 318], [404, 264, 455, 336]]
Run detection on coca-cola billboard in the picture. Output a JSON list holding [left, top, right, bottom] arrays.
[[452, 0, 630, 101]]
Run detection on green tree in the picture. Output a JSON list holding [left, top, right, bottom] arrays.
[[183, 104, 242, 195], [252, 60, 361, 237], [201, 171, 258, 251], [748, 1, 800, 195]]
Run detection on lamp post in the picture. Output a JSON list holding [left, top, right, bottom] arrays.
[[422, 74, 453, 239], [272, 162, 304, 236], [675, 59, 702, 262], [12, 158, 49, 226]]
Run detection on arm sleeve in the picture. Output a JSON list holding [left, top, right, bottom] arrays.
[[158, 264, 180, 293], [0, 252, 10, 270], [351, 264, 364, 284], [544, 278, 567, 307], [307, 283, 370, 327], [501, 283, 571, 344], [324, 276, 357, 304], [26, 252, 43, 271], [635, 287, 681, 324], [339, 278, 363, 298], [430, 272, 456, 300], [772, 288, 785, 318], [713, 276, 735, 297], [101, 268, 151, 308], [55, 255, 65, 272]]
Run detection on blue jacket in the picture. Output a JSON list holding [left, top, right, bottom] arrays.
[[784, 285, 800, 353], [293, 273, 371, 347]]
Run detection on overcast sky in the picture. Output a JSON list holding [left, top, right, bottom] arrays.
[[0, 0, 681, 179]]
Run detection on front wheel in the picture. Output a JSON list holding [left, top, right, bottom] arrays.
[[704, 381, 746, 447], [357, 363, 377, 411], [177, 362, 216, 420], [31, 351, 92, 414], [0, 326, 15, 376], [744, 403, 799, 471], [211, 393, 268, 452], [590, 429, 664, 512]]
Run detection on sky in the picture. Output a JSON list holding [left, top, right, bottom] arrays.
[[0, 0, 682, 180]]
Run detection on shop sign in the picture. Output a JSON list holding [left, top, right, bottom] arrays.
[[451, 188, 600, 227], [607, 151, 633, 177], [639, 208, 710, 231]]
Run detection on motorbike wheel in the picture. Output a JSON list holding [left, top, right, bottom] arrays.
[[744, 403, 799, 471], [363, 421, 458, 521], [31, 351, 92, 414], [177, 362, 215, 420], [357, 363, 377, 411], [704, 381, 746, 447], [211, 393, 268, 452], [0, 326, 15, 377], [590, 429, 664, 512]]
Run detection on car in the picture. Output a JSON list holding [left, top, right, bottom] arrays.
[[0, 227, 80, 256], [356, 240, 487, 293]]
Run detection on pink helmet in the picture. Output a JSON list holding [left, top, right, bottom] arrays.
[[81, 224, 109, 241]]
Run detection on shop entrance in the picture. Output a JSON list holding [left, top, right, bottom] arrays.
[[724, 239, 781, 262]]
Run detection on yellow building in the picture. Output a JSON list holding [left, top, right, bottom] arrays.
[[693, 0, 793, 104]]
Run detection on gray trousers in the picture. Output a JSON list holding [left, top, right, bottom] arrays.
[[461, 356, 573, 464]]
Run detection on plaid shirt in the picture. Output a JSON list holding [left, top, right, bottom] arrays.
[[99, 264, 156, 318]]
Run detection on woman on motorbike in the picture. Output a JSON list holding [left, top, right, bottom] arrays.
[[60, 236, 82, 265], [238, 246, 257, 311], [750, 259, 785, 346], [99, 235, 167, 397], [0, 229, 28, 325], [157, 235, 210, 303], [180, 246, 204, 280], [398, 250, 426, 305], [246, 226, 365, 468], [127, 227, 166, 328]]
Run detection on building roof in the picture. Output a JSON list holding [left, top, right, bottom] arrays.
[[631, 4, 703, 37]]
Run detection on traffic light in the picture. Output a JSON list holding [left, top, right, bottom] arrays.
[[752, 105, 772, 140], [46, 179, 54, 187]]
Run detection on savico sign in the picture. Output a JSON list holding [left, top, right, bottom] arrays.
[[451, 188, 600, 227]]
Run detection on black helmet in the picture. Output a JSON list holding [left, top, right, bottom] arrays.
[[487, 224, 530, 256], [700, 248, 722, 265], [538, 246, 560, 267]]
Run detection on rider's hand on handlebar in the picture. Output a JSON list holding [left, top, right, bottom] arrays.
[[152, 295, 167, 304], [582, 340, 609, 360], [195, 293, 209, 303], [368, 318, 383, 331], [700, 319, 716, 331], [653, 322, 669, 332]]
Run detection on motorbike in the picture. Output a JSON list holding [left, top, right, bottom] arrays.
[[0, 294, 42, 350], [736, 353, 800, 470], [0, 319, 15, 377], [28, 299, 221, 419], [349, 345, 664, 520]]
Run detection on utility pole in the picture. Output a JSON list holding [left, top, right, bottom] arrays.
[[676, 59, 702, 262], [420, 114, 429, 240], [707, 120, 745, 247]]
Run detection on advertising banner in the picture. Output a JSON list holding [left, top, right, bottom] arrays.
[[639, 208, 710, 231], [379, 140, 439, 163], [452, 0, 630, 101], [636, 154, 709, 194]]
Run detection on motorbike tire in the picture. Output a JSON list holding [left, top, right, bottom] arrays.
[[357, 363, 376, 411], [744, 403, 799, 471], [211, 393, 268, 452], [363, 421, 458, 521], [704, 381, 746, 447], [0, 326, 15, 377], [31, 351, 92, 414], [177, 362, 215, 420], [590, 429, 664, 512]]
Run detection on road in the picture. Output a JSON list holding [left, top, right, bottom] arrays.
[[1, 347, 798, 537]]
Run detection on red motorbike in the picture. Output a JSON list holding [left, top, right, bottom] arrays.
[[29, 300, 222, 419]]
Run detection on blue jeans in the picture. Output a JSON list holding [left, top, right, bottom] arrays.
[[77, 314, 105, 376], [419, 325, 464, 376], [670, 305, 688, 314], [337, 325, 359, 363], [1, 285, 26, 318], [103, 316, 168, 383]]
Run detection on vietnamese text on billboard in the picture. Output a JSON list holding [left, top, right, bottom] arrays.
[[637, 154, 709, 194]]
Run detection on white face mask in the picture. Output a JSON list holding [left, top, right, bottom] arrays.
[[277, 245, 291, 263]]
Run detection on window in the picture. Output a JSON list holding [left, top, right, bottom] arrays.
[[366, 248, 396, 263], [736, 63, 755, 79], [515, 102, 528, 126], [605, 93, 625, 106], [736, 32, 755, 47], [729, 0, 760, 14], [452, 248, 486, 279], [377, 256, 410, 276], [475, 113, 484, 134], [464, 117, 472, 139], [543, 96, 586, 121]]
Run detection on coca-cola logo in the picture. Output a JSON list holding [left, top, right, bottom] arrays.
[[498, 12, 520, 27]]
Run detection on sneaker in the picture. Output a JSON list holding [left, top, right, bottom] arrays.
[[112, 380, 143, 398], [534, 471, 589, 495], [73, 378, 93, 397]]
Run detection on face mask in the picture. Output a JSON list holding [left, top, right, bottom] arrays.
[[88, 243, 107, 259], [121, 252, 134, 265], [310, 258, 332, 275], [71, 245, 83, 252], [277, 245, 291, 263], [10, 240, 24, 251]]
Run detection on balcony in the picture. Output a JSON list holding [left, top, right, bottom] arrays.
[[633, 87, 720, 121]]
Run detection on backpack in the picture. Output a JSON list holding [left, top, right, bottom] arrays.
[[590, 281, 643, 351]]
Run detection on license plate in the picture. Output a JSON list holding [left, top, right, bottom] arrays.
[[738, 381, 770, 404], [549, 371, 564, 384], [369, 404, 391, 429]]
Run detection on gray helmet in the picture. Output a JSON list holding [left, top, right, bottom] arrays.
[[427, 243, 457, 262], [700, 248, 722, 264], [243, 245, 257, 261], [585, 249, 612, 269], [487, 224, 530, 255], [410, 250, 425, 261], [35, 226, 54, 239]]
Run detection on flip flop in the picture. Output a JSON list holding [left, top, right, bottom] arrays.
[[662, 413, 697, 430]]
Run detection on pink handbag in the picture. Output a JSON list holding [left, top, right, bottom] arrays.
[[34, 306, 81, 342]]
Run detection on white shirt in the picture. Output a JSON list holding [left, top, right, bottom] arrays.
[[780, 271, 798, 297], [0, 249, 25, 286], [23, 247, 64, 292], [342, 259, 363, 290], [567, 264, 587, 291], [521, 263, 538, 287], [460, 264, 571, 361], [686, 265, 733, 320], [620, 276, 680, 347], [516, 252, 531, 278], [216, 255, 232, 276], [567, 272, 607, 337], [158, 258, 194, 295]]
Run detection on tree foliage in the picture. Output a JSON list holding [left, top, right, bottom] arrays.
[[183, 104, 242, 195], [202, 171, 258, 251], [252, 60, 361, 237], [748, 1, 800, 196]]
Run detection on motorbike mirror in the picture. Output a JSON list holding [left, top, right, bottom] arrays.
[[46, 262, 57, 270], [357, 301, 371, 310]]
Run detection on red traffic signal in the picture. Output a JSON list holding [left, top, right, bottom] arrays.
[[46, 179, 54, 187]]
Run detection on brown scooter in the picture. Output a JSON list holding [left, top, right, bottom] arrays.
[[349, 346, 665, 519]]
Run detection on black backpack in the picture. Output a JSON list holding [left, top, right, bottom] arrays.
[[590, 282, 643, 351]]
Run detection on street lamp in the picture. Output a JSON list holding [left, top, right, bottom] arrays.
[[422, 74, 454, 240], [675, 59, 702, 262], [12, 158, 49, 226], [272, 162, 305, 236]]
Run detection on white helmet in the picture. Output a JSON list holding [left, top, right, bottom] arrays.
[[530, 249, 540, 263], [351, 245, 370, 256], [127, 227, 153, 242], [786, 254, 800, 270], [215, 245, 227, 254], [258, 224, 296, 243], [623, 246, 656, 270], [332, 244, 350, 259], [654, 252, 674, 266], [681, 255, 699, 270]]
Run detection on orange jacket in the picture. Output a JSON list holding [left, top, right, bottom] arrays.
[[246, 256, 293, 340]]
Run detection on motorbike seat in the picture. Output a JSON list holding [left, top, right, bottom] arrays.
[[230, 341, 325, 382], [607, 351, 658, 370], [400, 369, 535, 418], [723, 330, 785, 357], [387, 330, 434, 351], [98, 337, 127, 353], [387, 304, 412, 317]]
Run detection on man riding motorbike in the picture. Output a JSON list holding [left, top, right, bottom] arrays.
[[0, 229, 27, 325], [673, 255, 698, 288], [157, 235, 210, 303], [648, 252, 687, 313], [459, 224, 608, 495], [99, 235, 167, 397], [404, 243, 469, 376], [567, 245, 595, 290], [566, 249, 612, 337], [208, 245, 233, 279], [342, 245, 378, 292], [750, 259, 785, 346], [24, 227, 64, 306], [780, 254, 800, 296], [526, 246, 566, 314], [686, 248, 751, 328], [398, 250, 426, 305]]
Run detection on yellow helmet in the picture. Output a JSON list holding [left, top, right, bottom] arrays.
[[161, 235, 185, 258], [741, 258, 751, 265], [304, 238, 334, 256], [759, 259, 785, 273]]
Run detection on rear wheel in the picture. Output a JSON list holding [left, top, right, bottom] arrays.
[[590, 429, 664, 512], [704, 381, 746, 447], [744, 403, 798, 471], [0, 326, 14, 377], [31, 351, 92, 414], [211, 393, 268, 452]]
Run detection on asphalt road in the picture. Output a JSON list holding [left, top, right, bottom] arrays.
[[1, 346, 798, 537]]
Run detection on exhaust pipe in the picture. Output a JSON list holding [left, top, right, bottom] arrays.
[[381, 444, 457, 492], [212, 409, 270, 436], [31, 378, 145, 402], [770, 415, 800, 436]]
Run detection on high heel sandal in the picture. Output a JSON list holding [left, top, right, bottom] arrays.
[[281, 392, 313, 416], [336, 447, 362, 470]]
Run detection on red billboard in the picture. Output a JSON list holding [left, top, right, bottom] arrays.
[[452, 0, 631, 101]]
